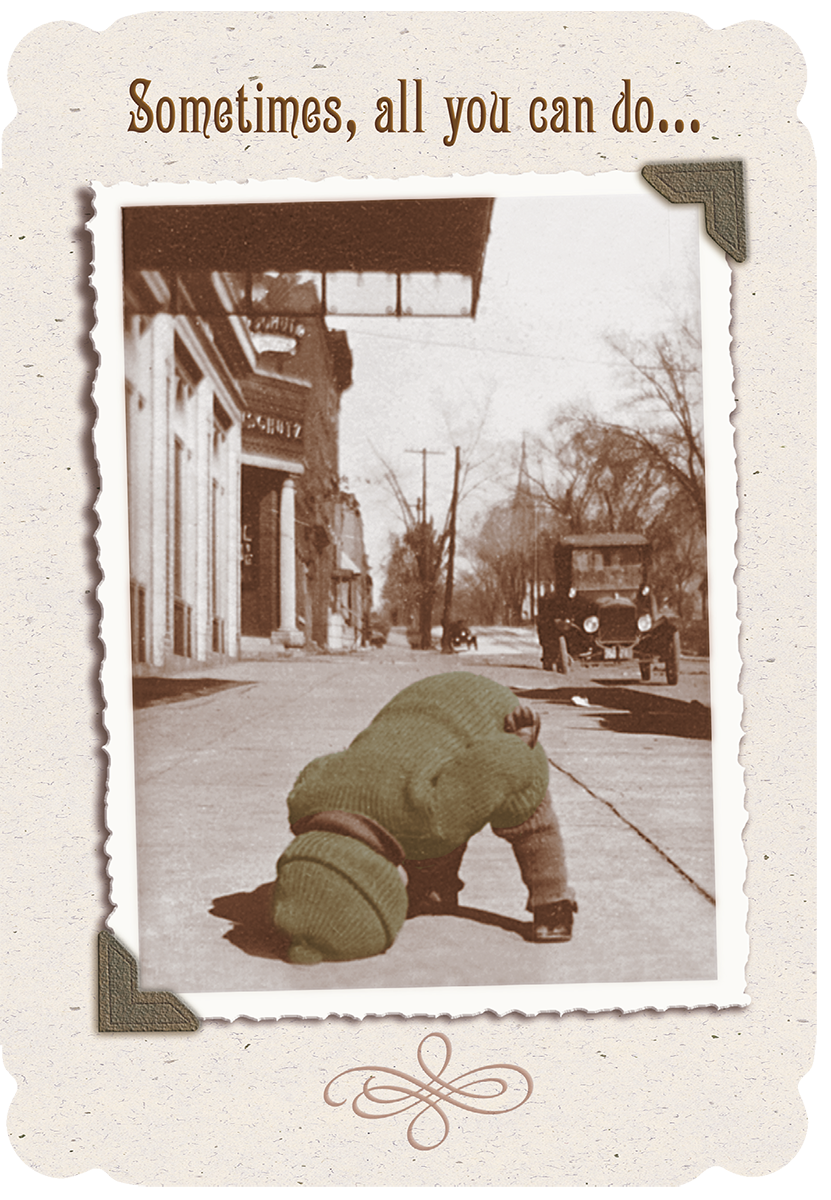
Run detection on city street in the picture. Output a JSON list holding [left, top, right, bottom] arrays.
[[131, 628, 716, 996]]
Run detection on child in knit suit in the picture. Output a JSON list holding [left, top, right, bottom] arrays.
[[272, 671, 576, 963]]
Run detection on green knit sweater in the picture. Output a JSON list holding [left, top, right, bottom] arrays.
[[286, 672, 549, 860]]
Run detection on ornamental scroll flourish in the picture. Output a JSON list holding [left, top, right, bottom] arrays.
[[323, 1032, 533, 1151]]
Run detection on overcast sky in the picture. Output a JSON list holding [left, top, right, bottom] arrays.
[[331, 187, 702, 591]]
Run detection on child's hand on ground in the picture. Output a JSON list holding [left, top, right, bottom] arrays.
[[504, 705, 540, 749]]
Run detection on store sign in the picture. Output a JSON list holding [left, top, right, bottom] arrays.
[[243, 411, 303, 443], [248, 315, 305, 338], [247, 313, 306, 355]]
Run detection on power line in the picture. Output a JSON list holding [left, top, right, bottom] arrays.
[[343, 327, 617, 366]]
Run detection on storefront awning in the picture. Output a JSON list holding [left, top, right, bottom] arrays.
[[336, 547, 363, 576], [123, 198, 494, 318]]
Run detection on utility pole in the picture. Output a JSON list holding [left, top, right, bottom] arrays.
[[405, 447, 444, 649], [441, 446, 461, 653], [405, 447, 444, 524]]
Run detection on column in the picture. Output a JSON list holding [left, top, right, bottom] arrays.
[[276, 474, 303, 646], [149, 314, 173, 667]]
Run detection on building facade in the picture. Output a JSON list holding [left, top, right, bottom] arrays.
[[121, 197, 494, 672], [330, 492, 373, 650], [124, 268, 360, 672]]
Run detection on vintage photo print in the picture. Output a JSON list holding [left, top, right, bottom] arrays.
[[93, 172, 743, 1019]]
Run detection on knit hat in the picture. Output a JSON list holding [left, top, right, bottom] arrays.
[[272, 830, 408, 964]]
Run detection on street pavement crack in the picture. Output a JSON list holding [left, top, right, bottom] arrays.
[[547, 756, 716, 906]]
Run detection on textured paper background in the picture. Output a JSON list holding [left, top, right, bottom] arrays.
[[1, 2, 819, 1191]]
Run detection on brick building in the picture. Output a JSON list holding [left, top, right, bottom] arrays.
[[124, 268, 359, 670]]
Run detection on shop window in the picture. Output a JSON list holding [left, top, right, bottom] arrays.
[[212, 617, 226, 654], [173, 599, 192, 658], [210, 477, 219, 623], [174, 334, 203, 403], [130, 581, 147, 664], [173, 438, 184, 599], [172, 438, 192, 657]]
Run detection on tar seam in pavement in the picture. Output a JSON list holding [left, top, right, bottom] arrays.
[[547, 756, 716, 906]]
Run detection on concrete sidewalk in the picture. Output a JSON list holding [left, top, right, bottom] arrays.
[[130, 650, 716, 995]]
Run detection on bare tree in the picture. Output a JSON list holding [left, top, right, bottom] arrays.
[[601, 319, 706, 528], [531, 415, 668, 534], [372, 407, 513, 647], [647, 488, 707, 619], [380, 522, 445, 637], [460, 479, 560, 627], [468, 503, 527, 625]]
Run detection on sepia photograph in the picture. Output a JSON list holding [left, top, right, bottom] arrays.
[[95, 175, 741, 1016]]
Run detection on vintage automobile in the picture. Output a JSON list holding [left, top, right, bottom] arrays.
[[367, 612, 390, 648], [536, 533, 681, 684], [448, 620, 478, 651]]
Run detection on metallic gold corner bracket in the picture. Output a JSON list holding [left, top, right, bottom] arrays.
[[642, 161, 747, 262], [98, 930, 200, 1032]]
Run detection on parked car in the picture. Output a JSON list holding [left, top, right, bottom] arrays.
[[447, 621, 478, 650], [537, 533, 681, 684], [367, 612, 390, 648]]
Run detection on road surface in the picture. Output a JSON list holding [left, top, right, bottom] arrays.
[[130, 627, 716, 995]]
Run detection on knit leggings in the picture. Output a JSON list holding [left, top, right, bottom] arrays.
[[403, 789, 575, 913]]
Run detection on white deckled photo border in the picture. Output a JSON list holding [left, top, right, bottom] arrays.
[[92, 170, 745, 1021]]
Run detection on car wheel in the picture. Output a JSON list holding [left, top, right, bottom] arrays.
[[556, 635, 570, 675], [639, 660, 652, 682], [664, 630, 681, 685]]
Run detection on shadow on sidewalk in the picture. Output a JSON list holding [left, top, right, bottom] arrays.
[[210, 882, 291, 960], [511, 684, 711, 740], [210, 883, 534, 961], [133, 677, 253, 709], [433, 905, 534, 941]]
